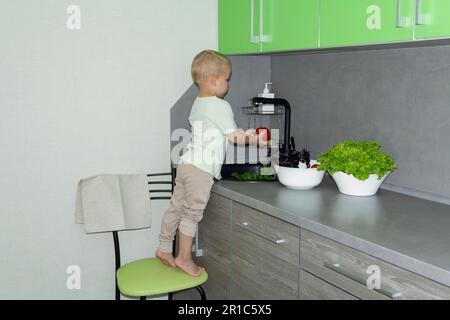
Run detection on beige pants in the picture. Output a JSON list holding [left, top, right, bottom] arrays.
[[158, 163, 214, 253]]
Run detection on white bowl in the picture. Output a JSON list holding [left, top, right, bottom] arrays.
[[331, 171, 389, 196], [274, 160, 325, 190]]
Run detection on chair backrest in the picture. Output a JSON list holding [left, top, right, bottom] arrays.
[[113, 166, 177, 300]]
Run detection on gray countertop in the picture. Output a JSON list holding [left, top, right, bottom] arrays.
[[212, 176, 450, 287]]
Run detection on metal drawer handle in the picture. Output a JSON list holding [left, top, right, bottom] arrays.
[[237, 222, 286, 244], [324, 262, 402, 299]]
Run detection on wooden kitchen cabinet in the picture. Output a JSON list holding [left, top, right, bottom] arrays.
[[176, 193, 301, 300], [184, 191, 449, 300], [175, 193, 232, 300], [300, 229, 450, 300], [230, 202, 300, 299], [196, 193, 232, 299]]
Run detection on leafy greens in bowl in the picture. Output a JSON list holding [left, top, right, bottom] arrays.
[[317, 141, 397, 181]]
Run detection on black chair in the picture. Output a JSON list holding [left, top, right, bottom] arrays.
[[113, 167, 207, 300]]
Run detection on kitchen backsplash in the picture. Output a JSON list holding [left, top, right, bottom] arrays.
[[272, 44, 450, 201], [170, 45, 450, 201]]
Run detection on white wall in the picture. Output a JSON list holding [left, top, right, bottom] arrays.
[[0, 0, 217, 299]]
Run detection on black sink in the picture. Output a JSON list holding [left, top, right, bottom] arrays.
[[221, 163, 277, 181]]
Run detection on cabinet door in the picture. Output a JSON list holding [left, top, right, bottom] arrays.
[[261, 0, 319, 52], [196, 193, 232, 300], [415, 0, 450, 39], [320, 0, 414, 47], [219, 0, 261, 54]]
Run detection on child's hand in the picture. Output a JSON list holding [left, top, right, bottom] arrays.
[[243, 128, 267, 146], [248, 133, 258, 145], [227, 129, 247, 144], [227, 128, 266, 145], [248, 129, 265, 146], [244, 128, 256, 136]]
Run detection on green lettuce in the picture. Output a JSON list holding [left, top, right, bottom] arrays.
[[317, 141, 397, 181]]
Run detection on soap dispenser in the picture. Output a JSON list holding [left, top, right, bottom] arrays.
[[257, 82, 275, 113], [259, 82, 275, 98]]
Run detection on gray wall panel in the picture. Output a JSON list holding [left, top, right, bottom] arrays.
[[272, 45, 450, 199]]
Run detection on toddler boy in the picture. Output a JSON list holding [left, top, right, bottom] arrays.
[[156, 50, 259, 276]]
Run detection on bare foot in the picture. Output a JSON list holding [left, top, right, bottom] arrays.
[[155, 250, 176, 267], [175, 256, 205, 277]]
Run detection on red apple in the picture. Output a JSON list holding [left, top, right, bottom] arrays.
[[256, 127, 270, 142]]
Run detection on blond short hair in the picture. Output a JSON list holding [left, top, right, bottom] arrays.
[[191, 50, 231, 86]]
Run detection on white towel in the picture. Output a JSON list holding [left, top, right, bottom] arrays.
[[75, 174, 151, 233]]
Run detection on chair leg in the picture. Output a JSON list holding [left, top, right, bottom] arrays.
[[195, 286, 207, 300], [115, 280, 120, 301], [140, 296, 147, 301]]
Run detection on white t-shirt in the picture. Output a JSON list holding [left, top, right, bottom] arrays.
[[180, 96, 237, 179]]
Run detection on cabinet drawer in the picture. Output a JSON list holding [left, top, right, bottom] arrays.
[[301, 229, 450, 300], [231, 202, 300, 300], [300, 269, 358, 300], [233, 202, 299, 266]]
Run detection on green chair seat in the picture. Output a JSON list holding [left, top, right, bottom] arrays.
[[116, 258, 208, 297]]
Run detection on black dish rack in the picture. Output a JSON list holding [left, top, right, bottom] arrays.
[[220, 97, 294, 181]]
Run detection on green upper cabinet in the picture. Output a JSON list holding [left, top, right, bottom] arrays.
[[260, 0, 319, 52], [219, 0, 319, 54], [219, 0, 261, 54], [320, 0, 415, 47], [219, 0, 450, 54], [414, 0, 450, 39]]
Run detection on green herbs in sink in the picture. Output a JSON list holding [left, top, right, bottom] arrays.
[[231, 171, 277, 181]]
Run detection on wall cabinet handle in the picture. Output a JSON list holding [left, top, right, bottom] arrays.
[[259, 0, 265, 42], [415, 0, 426, 25], [250, 0, 260, 43], [324, 262, 402, 299], [259, 0, 272, 43], [237, 222, 286, 244], [396, 0, 408, 28]]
